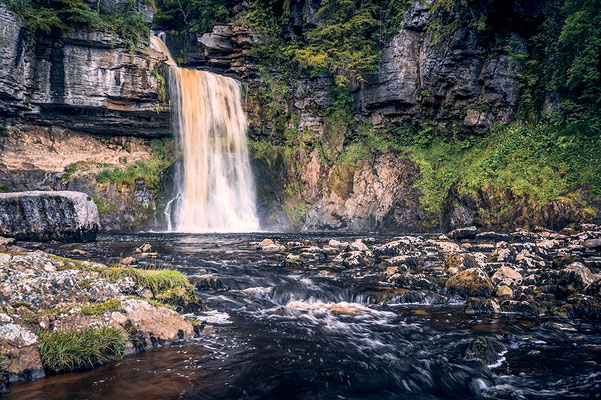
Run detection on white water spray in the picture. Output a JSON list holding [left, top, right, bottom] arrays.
[[151, 35, 260, 232]]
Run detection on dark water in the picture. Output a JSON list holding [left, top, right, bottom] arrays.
[[6, 233, 601, 400]]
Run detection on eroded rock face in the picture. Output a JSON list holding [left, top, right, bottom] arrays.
[[363, 2, 526, 134], [302, 155, 434, 232], [0, 191, 99, 242], [0, 3, 169, 137]]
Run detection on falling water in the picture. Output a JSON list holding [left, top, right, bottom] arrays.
[[151, 35, 260, 232]]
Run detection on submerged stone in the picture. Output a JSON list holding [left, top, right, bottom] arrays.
[[465, 336, 506, 364]]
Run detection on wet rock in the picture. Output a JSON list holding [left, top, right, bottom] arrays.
[[491, 266, 523, 287], [465, 298, 501, 314], [584, 239, 601, 250], [0, 236, 14, 246], [258, 239, 285, 252], [350, 239, 369, 252], [191, 274, 225, 290], [427, 240, 462, 253], [0, 323, 44, 383], [495, 285, 513, 298], [373, 239, 413, 257], [444, 253, 479, 274], [110, 299, 195, 352], [120, 256, 137, 266], [448, 226, 477, 240], [342, 251, 369, 268], [284, 254, 306, 268], [475, 232, 511, 242], [383, 255, 421, 268], [465, 337, 506, 364], [135, 243, 153, 253], [489, 242, 516, 263], [500, 300, 540, 316], [584, 280, 601, 297], [446, 268, 493, 297], [557, 262, 596, 297], [569, 295, 601, 319], [328, 239, 350, 250], [0, 191, 99, 242]]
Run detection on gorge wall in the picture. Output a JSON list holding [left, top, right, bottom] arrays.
[[0, 0, 597, 233]]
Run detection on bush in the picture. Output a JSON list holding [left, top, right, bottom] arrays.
[[39, 326, 125, 373]]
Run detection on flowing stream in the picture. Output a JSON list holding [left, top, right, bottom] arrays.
[[5, 233, 601, 400], [150, 36, 260, 233]]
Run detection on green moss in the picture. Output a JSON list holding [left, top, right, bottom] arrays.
[[38, 326, 125, 373], [0, 182, 10, 193], [80, 299, 123, 316], [90, 193, 118, 214], [0, 127, 9, 137]]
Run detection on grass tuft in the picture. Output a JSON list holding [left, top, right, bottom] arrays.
[[39, 326, 125, 373], [80, 299, 123, 316]]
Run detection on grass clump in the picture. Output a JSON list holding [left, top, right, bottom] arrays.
[[80, 299, 123, 316], [39, 326, 125, 373]]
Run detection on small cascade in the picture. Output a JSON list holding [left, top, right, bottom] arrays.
[[150, 35, 260, 232]]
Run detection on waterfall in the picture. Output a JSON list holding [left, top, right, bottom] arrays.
[[151, 35, 260, 232]]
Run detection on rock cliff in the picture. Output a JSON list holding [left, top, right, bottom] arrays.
[[0, 0, 595, 233], [0, 2, 169, 137]]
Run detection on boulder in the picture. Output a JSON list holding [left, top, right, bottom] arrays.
[[448, 226, 477, 240], [0, 322, 44, 383], [446, 268, 493, 297], [0, 191, 99, 242], [257, 238, 285, 252], [557, 262, 596, 296], [491, 266, 523, 287]]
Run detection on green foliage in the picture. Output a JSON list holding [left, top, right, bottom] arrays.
[[3, 0, 149, 49], [39, 326, 125, 373], [80, 299, 123, 316], [407, 120, 601, 214], [104, 267, 192, 296], [90, 193, 118, 213], [0, 127, 9, 137], [0, 182, 10, 193], [154, 0, 229, 32], [295, 0, 381, 83], [96, 157, 173, 191], [62, 162, 80, 182]]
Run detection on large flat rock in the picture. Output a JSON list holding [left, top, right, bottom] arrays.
[[0, 191, 99, 242]]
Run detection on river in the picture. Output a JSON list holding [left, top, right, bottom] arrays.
[[5, 233, 601, 399]]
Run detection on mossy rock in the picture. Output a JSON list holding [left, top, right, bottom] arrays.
[[328, 165, 354, 200], [446, 268, 493, 298]]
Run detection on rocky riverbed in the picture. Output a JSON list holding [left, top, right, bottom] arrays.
[[1, 225, 600, 398], [0, 241, 205, 394]]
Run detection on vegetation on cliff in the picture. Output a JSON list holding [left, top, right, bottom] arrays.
[[2, 0, 150, 48]]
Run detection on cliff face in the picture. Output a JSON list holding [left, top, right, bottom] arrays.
[[160, 1, 531, 232], [0, 1, 593, 233], [0, 2, 169, 137], [0, 3, 172, 232]]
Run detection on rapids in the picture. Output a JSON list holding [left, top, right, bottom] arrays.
[[5, 233, 601, 399]]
